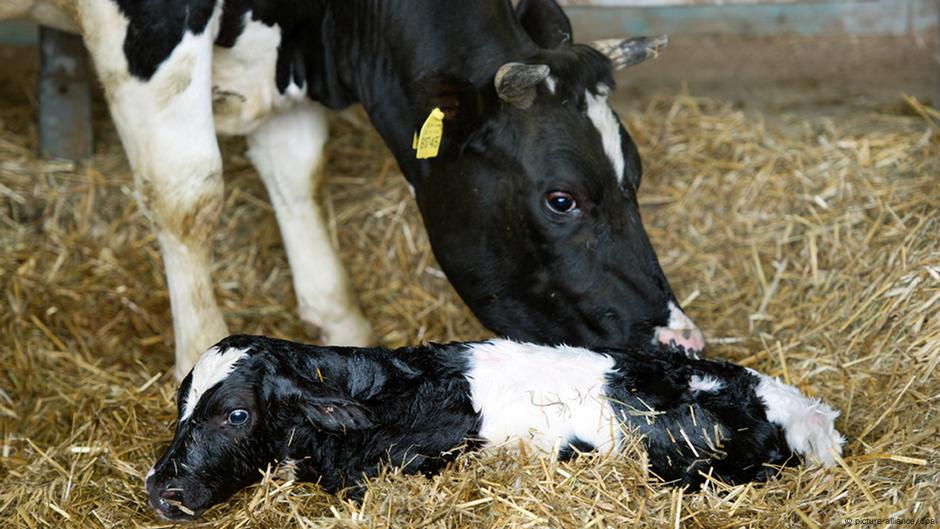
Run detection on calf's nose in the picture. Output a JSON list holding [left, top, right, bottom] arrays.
[[653, 302, 705, 356], [148, 479, 194, 520]]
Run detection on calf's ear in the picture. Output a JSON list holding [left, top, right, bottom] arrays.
[[269, 375, 375, 433], [515, 0, 573, 49], [299, 396, 375, 433]]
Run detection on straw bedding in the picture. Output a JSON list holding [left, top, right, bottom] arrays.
[[0, 74, 938, 527]]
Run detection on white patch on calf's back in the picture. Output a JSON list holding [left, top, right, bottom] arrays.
[[465, 339, 618, 454], [584, 85, 625, 183], [182, 346, 250, 421], [749, 369, 845, 466]]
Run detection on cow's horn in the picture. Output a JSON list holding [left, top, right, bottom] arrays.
[[588, 35, 668, 71], [494, 62, 550, 109]]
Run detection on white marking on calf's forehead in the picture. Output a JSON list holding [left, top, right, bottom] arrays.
[[688, 375, 724, 393], [584, 84, 625, 184], [181, 346, 251, 421], [465, 339, 618, 454]]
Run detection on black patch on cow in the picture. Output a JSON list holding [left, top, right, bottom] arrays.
[[113, 0, 216, 80], [602, 346, 796, 489]]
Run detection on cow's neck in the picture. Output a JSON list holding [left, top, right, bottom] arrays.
[[314, 0, 535, 182]]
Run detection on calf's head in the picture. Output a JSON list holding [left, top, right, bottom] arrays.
[[409, 1, 703, 353], [145, 341, 371, 520]]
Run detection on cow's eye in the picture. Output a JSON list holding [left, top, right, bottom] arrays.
[[227, 409, 250, 426], [546, 191, 578, 214]]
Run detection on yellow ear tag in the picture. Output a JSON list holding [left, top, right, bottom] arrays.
[[414, 107, 445, 159]]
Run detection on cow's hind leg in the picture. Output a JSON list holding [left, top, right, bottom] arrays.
[[247, 104, 373, 346], [78, 0, 227, 379]]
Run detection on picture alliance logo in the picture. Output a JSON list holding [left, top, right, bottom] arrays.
[[843, 518, 938, 526]]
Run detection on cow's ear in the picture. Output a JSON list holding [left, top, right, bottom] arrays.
[[410, 72, 486, 141], [515, 0, 573, 49], [298, 396, 375, 433]]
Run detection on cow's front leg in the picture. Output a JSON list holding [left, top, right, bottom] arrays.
[[247, 104, 373, 346], [78, 0, 228, 379]]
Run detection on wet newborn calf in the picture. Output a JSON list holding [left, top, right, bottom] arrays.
[[146, 335, 844, 520]]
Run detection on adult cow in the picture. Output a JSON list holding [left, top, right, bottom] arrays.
[[2, 0, 704, 379]]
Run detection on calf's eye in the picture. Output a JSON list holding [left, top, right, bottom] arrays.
[[227, 409, 250, 426], [546, 191, 578, 214]]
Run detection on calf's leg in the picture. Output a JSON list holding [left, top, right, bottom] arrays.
[[247, 104, 372, 346], [77, 0, 227, 379]]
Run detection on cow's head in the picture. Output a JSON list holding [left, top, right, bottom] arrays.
[[408, 0, 703, 354]]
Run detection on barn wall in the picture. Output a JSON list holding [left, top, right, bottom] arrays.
[[1, 0, 937, 45], [561, 0, 938, 40]]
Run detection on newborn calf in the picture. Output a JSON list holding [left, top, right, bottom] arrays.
[[146, 335, 844, 520]]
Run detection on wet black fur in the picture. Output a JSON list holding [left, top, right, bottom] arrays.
[[603, 346, 796, 488], [147, 335, 483, 519], [113, 0, 688, 354]]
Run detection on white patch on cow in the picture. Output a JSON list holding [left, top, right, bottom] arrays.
[[749, 369, 845, 466], [652, 301, 705, 357], [465, 339, 618, 454], [666, 301, 695, 330], [688, 374, 724, 393], [212, 13, 307, 135], [247, 104, 372, 346], [78, 0, 228, 380], [285, 80, 307, 99], [544, 76, 557, 94], [181, 346, 250, 421], [584, 85, 625, 183]]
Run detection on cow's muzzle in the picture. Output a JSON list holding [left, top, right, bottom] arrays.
[[652, 301, 705, 357]]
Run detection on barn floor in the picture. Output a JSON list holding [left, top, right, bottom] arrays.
[[1, 35, 939, 528]]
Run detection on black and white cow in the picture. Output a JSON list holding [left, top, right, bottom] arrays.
[[145, 335, 844, 520], [2, 0, 703, 379]]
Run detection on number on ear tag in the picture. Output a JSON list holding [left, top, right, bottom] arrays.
[[414, 107, 444, 159]]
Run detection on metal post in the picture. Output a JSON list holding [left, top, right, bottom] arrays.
[[38, 26, 93, 161]]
